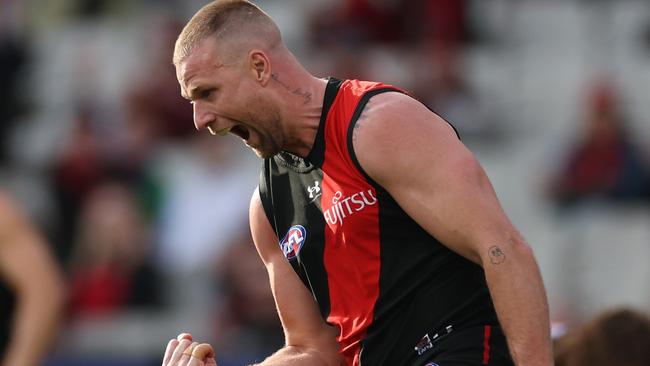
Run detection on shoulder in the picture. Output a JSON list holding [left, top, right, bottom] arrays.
[[352, 91, 457, 144], [351, 91, 464, 185]]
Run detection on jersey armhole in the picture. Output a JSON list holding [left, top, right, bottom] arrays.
[[346, 89, 462, 189], [258, 159, 279, 238], [345, 88, 394, 189]]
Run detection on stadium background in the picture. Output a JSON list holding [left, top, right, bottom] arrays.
[[1, 0, 650, 365]]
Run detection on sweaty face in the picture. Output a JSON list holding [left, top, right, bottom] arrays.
[[175, 39, 283, 158]]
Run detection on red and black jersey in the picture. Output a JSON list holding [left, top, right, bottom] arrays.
[[258, 78, 512, 366]]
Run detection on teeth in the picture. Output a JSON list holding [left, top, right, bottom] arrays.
[[207, 126, 231, 136]]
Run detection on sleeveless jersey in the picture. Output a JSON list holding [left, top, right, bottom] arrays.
[[259, 78, 504, 366]]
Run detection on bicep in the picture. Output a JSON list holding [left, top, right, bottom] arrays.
[[385, 145, 515, 265], [249, 189, 339, 348], [354, 95, 522, 265]]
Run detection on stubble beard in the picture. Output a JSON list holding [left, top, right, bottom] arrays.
[[250, 109, 283, 159], [245, 96, 284, 159]]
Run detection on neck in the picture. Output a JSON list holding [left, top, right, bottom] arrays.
[[270, 52, 328, 157]]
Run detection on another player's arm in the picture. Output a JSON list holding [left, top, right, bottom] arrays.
[[248, 189, 343, 366], [0, 193, 65, 366], [352, 93, 553, 366]]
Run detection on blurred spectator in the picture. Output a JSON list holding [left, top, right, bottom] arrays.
[[420, 0, 469, 48], [0, 190, 65, 366], [50, 102, 164, 264], [50, 106, 105, 263], [308, 1, 486, 139], [554, 308, 650, 366], [67, 181, 162, 317], [310, 0, 401, 47], [0, 32, 30, 164], [310, 0, 469, 49], [155, 135, 256, 273], [125, 17, 194, 141], [411, 44, 493, 139], [212, 237, 283, 365], [72, 0, 112, 18], [549, 79, 650, 208]]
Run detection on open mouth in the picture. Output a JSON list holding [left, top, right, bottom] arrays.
[[229, 125, 250, 141]]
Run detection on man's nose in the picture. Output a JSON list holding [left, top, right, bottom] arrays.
[[192, 102, 216, 131]]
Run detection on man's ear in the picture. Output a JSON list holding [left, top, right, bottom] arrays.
[[249, 50, 271, 86]]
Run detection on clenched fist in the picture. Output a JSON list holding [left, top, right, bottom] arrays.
[[162, 333, 217, 366]]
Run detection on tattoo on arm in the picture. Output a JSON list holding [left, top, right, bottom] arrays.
[[352, 102, 373, 141], [271, 73, 312, 104], [488, 245, 506, 265]]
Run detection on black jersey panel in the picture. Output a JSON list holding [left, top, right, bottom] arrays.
[[307, 77, 343, 167], [259, 159, 279, 238], [260, 154, 332, 319], [257, 77, 343, 319]]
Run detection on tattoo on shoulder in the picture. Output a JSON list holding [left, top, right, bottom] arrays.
[[352, 102, 373, 141], [488, 245, 506, 265]]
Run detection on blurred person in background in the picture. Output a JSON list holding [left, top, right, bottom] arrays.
[[411, 45, 489, 140], [0, 29, 29, 165], [554, 308, 650, 366], [212, 235, 284, 365], [155, 133, 255, 275], [163, 1, 552, 365], [50, 100, 169, 266], [50, 105, 106, 264], [549, 79, 650, 208], [309, 0, 494, 142], [309, 0, 468, 48], [67, 180, 162, 317], [0, 190, 65, 366], [125, 17, 195, 141]]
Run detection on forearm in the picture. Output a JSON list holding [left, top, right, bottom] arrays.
[[2, 278, 65, 366], [483, 241, 552, 366]]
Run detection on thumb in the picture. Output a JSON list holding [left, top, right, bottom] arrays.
[[193, 343, 215, 361]]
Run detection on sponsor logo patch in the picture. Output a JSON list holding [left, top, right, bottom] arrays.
[[279, 225, 306, 260], [415, 333, 434, 356], [322, 189, 377, 226]]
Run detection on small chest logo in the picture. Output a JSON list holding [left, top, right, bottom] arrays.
[[415, 334, 434, 356], [307, 181, 321, 199], [279, 225, 307, 260]]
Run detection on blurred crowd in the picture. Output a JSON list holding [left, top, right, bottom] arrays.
[[1, 0, 650, 365]]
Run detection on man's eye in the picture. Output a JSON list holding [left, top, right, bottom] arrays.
[[201, 89, 214, 99]]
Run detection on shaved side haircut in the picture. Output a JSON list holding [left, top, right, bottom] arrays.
[[173, 0, 281, 65]]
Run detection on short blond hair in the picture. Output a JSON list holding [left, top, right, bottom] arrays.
[[173, 0, 280, 65]]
